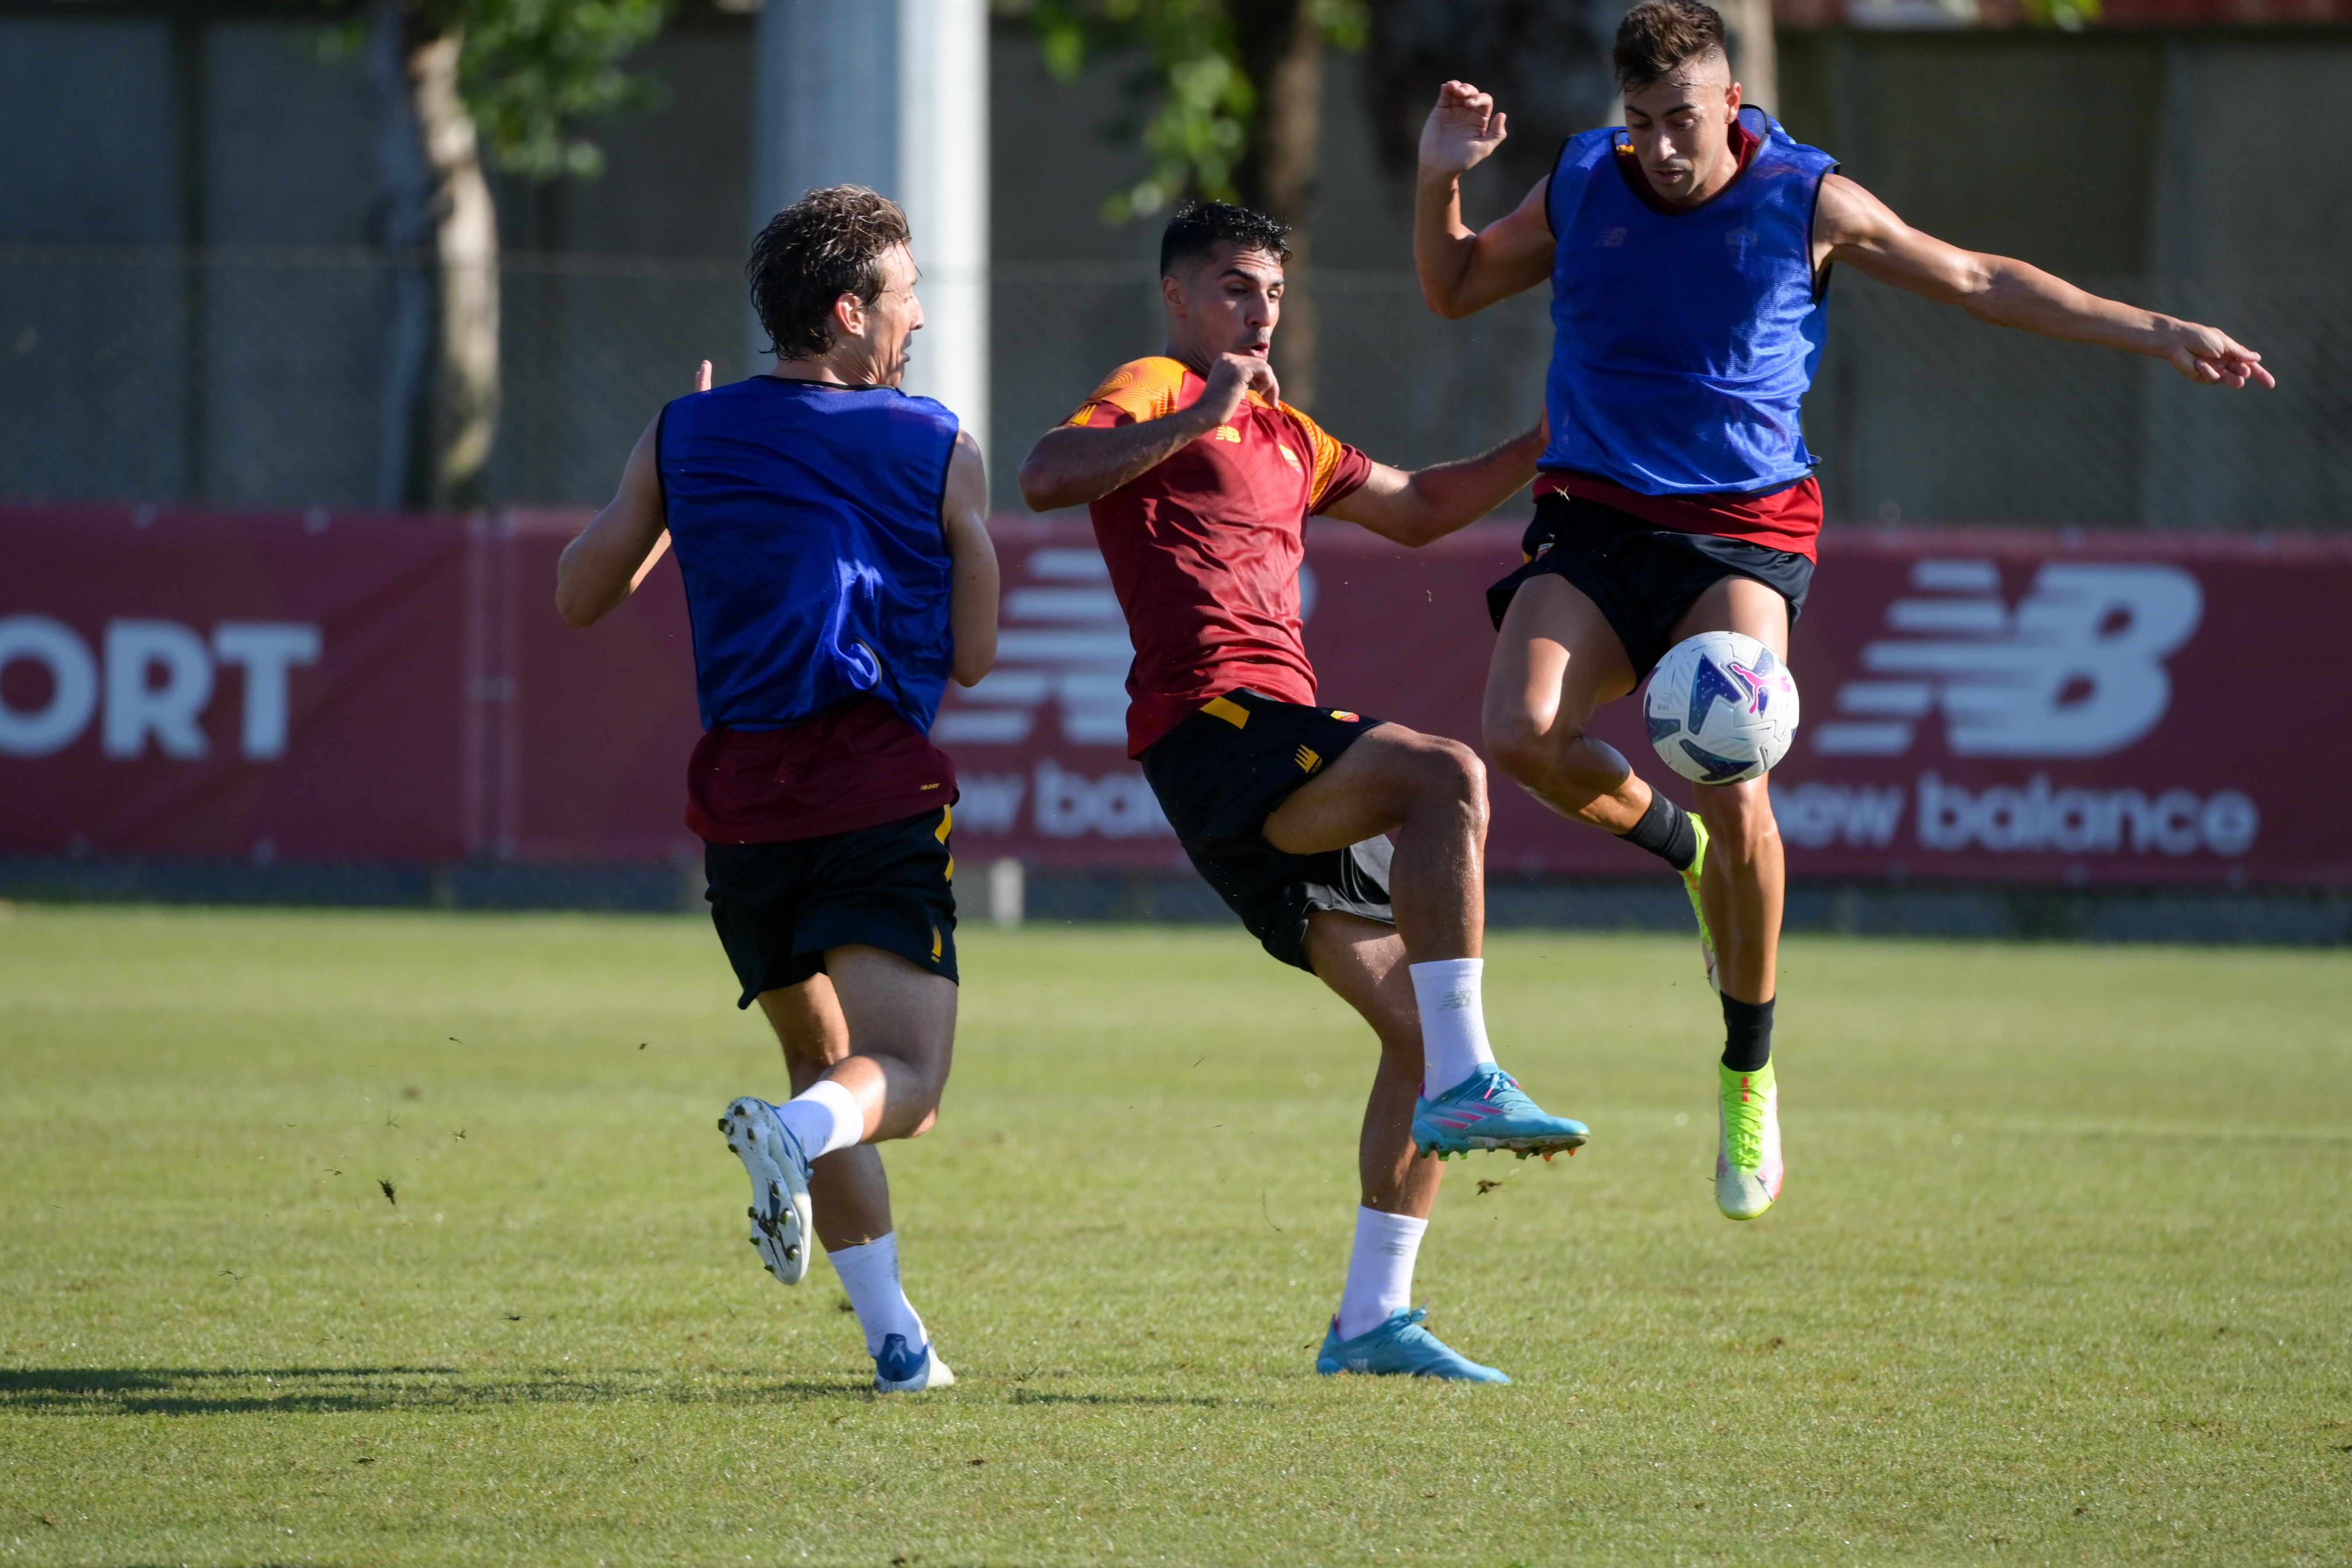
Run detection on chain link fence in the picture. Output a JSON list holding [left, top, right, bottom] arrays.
[[6, 243, 2345, 525]]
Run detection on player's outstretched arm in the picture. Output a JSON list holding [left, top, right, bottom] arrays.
[[1817, 176, 2275, 388], [1413, 81, 1555, 320], [940, 429, 999, 688], [1017, 353, 1278, 511], [1321, 419, 1548, 547]]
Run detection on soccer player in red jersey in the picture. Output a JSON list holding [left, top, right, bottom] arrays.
[[1414, 0, 2269, 1221], [1020, 202, 1581, 1383]]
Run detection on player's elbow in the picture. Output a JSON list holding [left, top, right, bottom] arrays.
[[1417, 279, 1470, 321], [1017, 455, 1070, 513], [951, 636, 997, 688], [552, 569, 608, 629]]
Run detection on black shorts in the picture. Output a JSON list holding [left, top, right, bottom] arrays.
[[704, 807, 958, 1007], [1139, 688, 1394, 974], [1486, 491, 1814, 679]]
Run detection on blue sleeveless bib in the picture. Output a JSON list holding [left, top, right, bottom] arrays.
[[1541, 107, 1837, 496], [658, 376, 959, 733]]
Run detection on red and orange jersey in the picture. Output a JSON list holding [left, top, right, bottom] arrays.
[[1066, 356, 1375, 756]]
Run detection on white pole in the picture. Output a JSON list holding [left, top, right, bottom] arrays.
[[749, 0, 990, 470], [987, 856, 1025, 927], [895, 0, 991, 464]]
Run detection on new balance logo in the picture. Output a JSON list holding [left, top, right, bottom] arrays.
[[1813, 559, 2202, 759], [932, 548, 1131, 747]]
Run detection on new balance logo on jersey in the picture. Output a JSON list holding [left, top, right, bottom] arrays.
[[1812, 559, 2202, 759]]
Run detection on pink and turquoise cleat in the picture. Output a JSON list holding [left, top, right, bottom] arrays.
[[1411, 1064, 1590, 1160], [1316, 1308, 1510, 1383]]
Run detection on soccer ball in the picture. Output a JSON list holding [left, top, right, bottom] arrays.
[[1643, 631, 1800, 785]]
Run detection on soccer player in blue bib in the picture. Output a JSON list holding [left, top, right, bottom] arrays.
[[1413, 0, 2271, 1220], [556, 186, 998, 1391]]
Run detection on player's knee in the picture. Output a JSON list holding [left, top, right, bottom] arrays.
[[1479, 711, 1543, 783], [1413, 734, 1488, 818], [1697, 777, 1777, 844]]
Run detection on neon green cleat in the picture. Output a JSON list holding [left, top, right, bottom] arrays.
[[1681, 815, 1719, 992], [1716, 1060, 1783, 1220]]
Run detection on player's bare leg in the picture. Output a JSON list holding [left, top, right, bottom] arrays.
[[1666, 577, 1789, 1010], [758, 974, 896, 1251], [1262, 725, 1586, 1170], [734, 946, 956, 1386], [1303, 909, 1511, 1381], [1304, 913, 1445, 1222], [1481, 574, 1650, 832], [1264, 722, 1489, 963]]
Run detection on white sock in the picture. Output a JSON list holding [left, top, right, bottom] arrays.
[[828, 1231, 927, 1356], [776, 1078, 862, 1160], [1335, 1207, 1428, 1341], [1409, 957, 1496, 1097]]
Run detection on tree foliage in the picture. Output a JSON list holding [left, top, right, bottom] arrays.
[[995, 0, 1366, 222], [451, 0, 674, 178], [319, 0, 674, 180]]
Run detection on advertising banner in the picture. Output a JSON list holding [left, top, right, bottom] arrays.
[[6, 504, 2346, 888], [1765, 529, 2352, 888], [937, 518, 2352, 889], [0, 505, 471, 861]]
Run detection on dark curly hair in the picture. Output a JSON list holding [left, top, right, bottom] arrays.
[[747, 185, 912, 360], [1158, 201, 1292, 279], [1613, 0, 1728, 92]]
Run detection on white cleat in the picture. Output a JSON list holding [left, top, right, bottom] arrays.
[[1715, 1061, 1784, 1221], [873, 1333, 955, 1393], [719, 1097, 814, 1285]]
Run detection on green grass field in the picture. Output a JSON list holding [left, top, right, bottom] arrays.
[[1, 905, 2346, 1566]]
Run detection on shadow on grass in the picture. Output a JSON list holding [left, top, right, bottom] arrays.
[[0, 1365, 881, 1415]]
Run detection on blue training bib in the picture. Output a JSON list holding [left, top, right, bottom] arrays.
[[1541, 106, 1838, 497], [659, 376, 960, 733]]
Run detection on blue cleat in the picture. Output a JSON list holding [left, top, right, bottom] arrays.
[[718, 1097, 814, 1286], [1411, 1064, 1590, 1160], [1316, 1308, 1511, 1383], [874, 1333, 956, 1393]]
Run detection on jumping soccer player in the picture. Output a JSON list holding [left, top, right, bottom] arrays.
[[1019, 202, 1580, 1384], [555, 186, 998, 1392], [1413, 0, 2271, 1221]]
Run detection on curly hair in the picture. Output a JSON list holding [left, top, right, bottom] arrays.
[[747, 185, 912, 360], [1613, 0, 1728, 92], [1158, 201, 1293, 279]]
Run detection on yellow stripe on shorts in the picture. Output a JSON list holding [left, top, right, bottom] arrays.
[[1202, 694, 1250, 729]]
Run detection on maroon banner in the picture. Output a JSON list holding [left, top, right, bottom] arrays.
[[938, 518, 2352, 889], [1768, 529, 2352, 888], [7, 505, 2346, 888], [0, 505, 471, 861]]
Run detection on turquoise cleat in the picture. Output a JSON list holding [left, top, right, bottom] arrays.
[[1411, 1064, 1590, 1160], [1316, 1308, 1511, 1383]]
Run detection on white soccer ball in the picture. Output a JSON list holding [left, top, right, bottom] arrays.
[[1643, 630, 1800, 785]]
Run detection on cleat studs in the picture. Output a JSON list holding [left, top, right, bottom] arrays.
[[765, 1264, 776, 1274], [783, 1245, 798, 1261], [717, 1117, 729, 1132]]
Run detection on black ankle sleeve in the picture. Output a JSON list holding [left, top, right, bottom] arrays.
[[1621, 791, 1698, 873], [1720, 994, 1775, 1073]]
